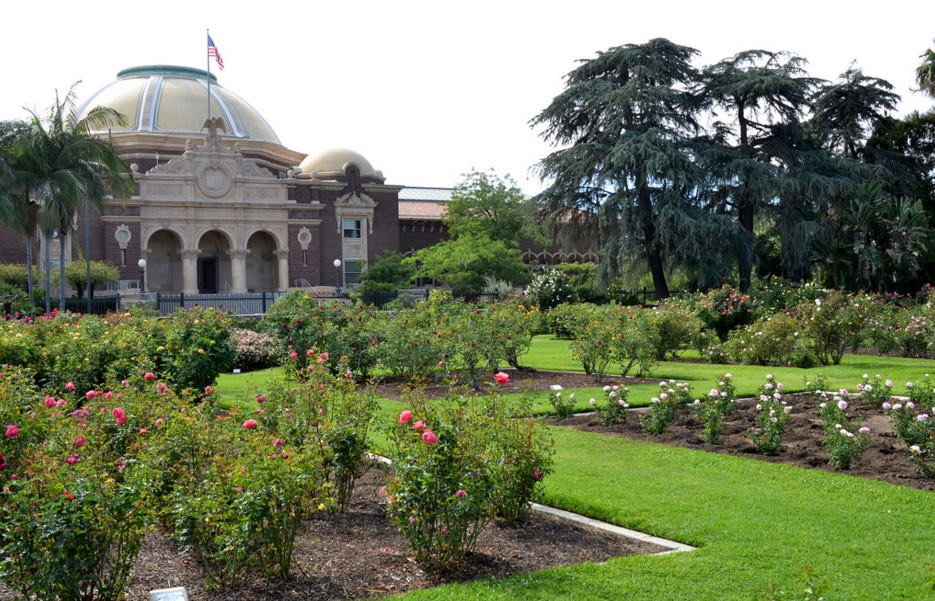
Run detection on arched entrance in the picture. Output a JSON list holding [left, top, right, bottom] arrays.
[[146, 230, 183, 291], [246, 231, 277, 292], [197, 231, 232, 293]]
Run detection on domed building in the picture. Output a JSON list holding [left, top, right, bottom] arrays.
[[0, 65, 441, 296]]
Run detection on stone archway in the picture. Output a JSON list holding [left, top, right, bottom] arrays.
[[197, 231, 233, 294], [246, 231, 277, 292], [146, 230, 183, 292]]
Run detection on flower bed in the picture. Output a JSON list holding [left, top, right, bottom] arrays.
[[549, 395, 935, 491], [0, 465, 664, 601]]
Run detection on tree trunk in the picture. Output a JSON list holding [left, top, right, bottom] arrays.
[[59, 236, 67, 310], [636, 177, 669, 299], [25, 233, 34, 306], [738, 199, 754, 292]]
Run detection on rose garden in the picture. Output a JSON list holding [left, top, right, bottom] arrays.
[[0, 283, 931, 600]]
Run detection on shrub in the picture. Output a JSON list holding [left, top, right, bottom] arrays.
[[857, 373, 892, 408], [0, 374, 177, 601], [232, 328, 281, 371], [546, 301, 597, 340], [609, 306, 659, 377], [525, 268, 576, 310], [371, 296, 459, 381], [641, 380, 693, 435], [569, 307, 617, 382], [748, 374, 791, 455], [797, 291, 874, 365], [817, 391, 868, 470], [646, 302, 707, 360], [724, 312, 805, 366], [695, 284, 756, 340], [386, 396, 552, 570], [549, 389, 576, 419], [693, 373, 736, 445], [263, 291, 378, 377], [266, 355, 377, 512], [162, 307, 235, 394], [591, 384, 630, 426], [885, 377, 935, 477]]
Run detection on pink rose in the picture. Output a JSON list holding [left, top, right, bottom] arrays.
[[64, 453, 79, 465], [154, 418, 164, 429], [317, 352, 329, 364], [112, 407, 127, 425], [533, 468, 543, 481], [5, 424, 19, 438], [243, 419, 258, 430], [256, 394, 266, 404], [156, 382, 168, 395], [85, 390, 96, 400], [204, 386, 213, 394], [289, 351, 298, 360], [103, 391, 113, 401], [64, 382, 75, 391], [73, 435, 86, 448], [44, 396, 56, 408], [455, 489, 468, 498], [837, 400, 848, 411], [885, 379, 893, 389], [273, 438, 284, 450], [421, 430, 438, 444], [494, 372, 510, 385], [143, 372, 156, 382], [412, 420, 426, 431], [399, 410, 413, 424]]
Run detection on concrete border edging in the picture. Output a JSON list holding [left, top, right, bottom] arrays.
[[530, 503, 695, 555]]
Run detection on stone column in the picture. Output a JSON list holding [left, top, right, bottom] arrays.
[[180, 250, 200, 294], [229, 249, 248, 294], [275, 250, 290, 291]]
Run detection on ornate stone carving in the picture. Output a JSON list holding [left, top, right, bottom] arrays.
[[297, 227, 312, 250], [149, 156, 192, 175]]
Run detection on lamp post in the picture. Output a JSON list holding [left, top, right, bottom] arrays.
[[137, 258, 147, 293], [333, 258, 342, 295], [43, 229, 59, 315]]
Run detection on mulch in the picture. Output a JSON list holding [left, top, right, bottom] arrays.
[[372, 368, 660, 402], [548, 395, 935, 492], [0, 464, 665, 601]]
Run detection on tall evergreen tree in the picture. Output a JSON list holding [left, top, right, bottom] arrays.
[[810, 66, 899, 160], [916, 40, 935, 99], [701, 50, 818, 291], [531, 38, 703, 299]]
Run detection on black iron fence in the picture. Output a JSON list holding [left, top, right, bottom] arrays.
[[154, 291, 287, 316]]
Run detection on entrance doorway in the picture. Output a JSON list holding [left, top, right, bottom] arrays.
[[198, 257, 218, 293]]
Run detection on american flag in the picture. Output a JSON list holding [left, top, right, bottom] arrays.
[[208, 35, 224, 70]]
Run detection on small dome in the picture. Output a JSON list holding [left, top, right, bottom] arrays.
[[298, 148, 385, 183], [76, 65, 281, 144]]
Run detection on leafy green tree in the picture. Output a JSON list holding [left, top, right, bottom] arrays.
[[12, 86, 132, 309], [532, 38, 703, 299], [444, 169, 539, 243], [701, 50, 818, 291], [50, 260, 119, 300], [404, 234, 529, 296], [356, 251, 415, 296]]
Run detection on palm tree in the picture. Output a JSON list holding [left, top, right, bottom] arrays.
[[15, 86, 132, 311], [0, 120, 39, 304]]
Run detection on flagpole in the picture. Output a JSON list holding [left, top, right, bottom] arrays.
[[206, 28, 212, 122]]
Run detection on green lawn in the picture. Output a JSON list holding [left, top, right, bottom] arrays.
[[215, 336, 935, 600]]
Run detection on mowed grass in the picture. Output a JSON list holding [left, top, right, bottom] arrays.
[[390, 428, 935, 600], [215, 336, 935, 600]]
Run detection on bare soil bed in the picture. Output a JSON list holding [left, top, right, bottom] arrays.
[[0, 465, 665, 601], [548, 396, 935, 492], [374, 368, 659, 402]]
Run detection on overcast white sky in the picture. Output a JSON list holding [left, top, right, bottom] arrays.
[[2, 1, 933, 193]]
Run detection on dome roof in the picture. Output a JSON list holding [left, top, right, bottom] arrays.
[[298, 147, 384, 183], [76, 65, 281, 144]]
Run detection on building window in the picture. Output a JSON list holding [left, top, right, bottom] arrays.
[[343, 218, 362, 239], [119, 249, 127, 267], [302, 249, 308, 266], [344, 260, 366, 285]]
